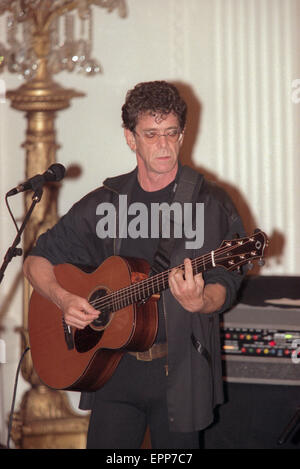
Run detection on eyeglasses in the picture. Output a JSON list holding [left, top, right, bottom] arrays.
[[134, 128, 182, 145]]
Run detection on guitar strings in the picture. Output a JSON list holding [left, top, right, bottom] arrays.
[[89, 252, 240, 312], [89, 255, 236, 312], [88, 239, 256, 311], [88, 238, 258, 312], [88, 244, 229, 310]]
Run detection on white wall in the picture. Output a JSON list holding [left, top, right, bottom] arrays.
[[0, 0, 299, 446]]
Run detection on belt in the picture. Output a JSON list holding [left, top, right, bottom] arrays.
[[128, 342, 167, 361]]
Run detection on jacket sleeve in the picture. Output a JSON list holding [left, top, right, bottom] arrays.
[[28, 191, 102, 268], [201, 180, 247, 314]]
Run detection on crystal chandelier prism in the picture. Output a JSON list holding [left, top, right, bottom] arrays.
[[0, 0, 127, 80]]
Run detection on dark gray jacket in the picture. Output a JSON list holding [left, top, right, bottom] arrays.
[[30, 165, 245, 432]]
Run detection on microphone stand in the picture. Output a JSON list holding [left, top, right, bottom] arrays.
[[0, 185, 43, 448], [0, 186, 43, 285]]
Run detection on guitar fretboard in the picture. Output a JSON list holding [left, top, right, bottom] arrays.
[[91, 255, 214, 313], [88, 230, 266, 314]]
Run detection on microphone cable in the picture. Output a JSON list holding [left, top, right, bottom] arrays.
[[5, 193, 20, 235], [6, 346, 30, 449]]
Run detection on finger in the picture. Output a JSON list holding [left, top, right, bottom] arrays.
[[183, 258, 195, 286], [78, 297, 99, 316], [65, 304, 98, 327], [67, 310, 99, 329], [194, 272, 204, 287], [64, 312, 89, 329], [193, 273, 204, 296], [168, 267, 183, 294], [171, 266, 185, 283], [65, 317, 87, 329]]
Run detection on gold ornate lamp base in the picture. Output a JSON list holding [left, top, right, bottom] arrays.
[[6, 76, 88, 449], [2, 0, 127, 450], [11, 386, 89, 449]]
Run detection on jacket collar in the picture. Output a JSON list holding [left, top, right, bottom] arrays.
[[103, 167, 138, 194], [102, 163, 183, 194]]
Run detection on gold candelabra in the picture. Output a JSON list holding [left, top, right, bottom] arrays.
[[0, 0, 126, 449]]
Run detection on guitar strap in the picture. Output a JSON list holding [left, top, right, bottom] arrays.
[[150, 165, 203, 275], [150, 165, 211, 364]]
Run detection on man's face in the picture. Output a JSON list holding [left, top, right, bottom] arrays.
[[125, 112, 184, 177]]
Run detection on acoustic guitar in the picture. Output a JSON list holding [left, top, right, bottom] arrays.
[[28, 229, 268, 392]]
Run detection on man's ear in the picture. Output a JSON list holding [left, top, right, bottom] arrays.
[[124, 128, 136, 152], [179, 127, 185, 141], [178, 127, 185, 148]]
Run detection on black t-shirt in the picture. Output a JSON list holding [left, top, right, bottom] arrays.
[[119, 175, 174, 264], [118, 176, 175, 343]]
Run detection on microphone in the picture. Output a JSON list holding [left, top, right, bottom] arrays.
[[6, 163, 66, 197]]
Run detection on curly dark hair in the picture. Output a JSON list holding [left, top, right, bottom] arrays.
[[122, 81, 187, 132]]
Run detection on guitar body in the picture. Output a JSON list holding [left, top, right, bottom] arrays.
[[28, 256, 158, 391]]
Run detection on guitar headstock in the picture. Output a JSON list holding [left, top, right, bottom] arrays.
[[215, 229, 269, 272]]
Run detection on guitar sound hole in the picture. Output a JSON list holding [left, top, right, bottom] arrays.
[[74, 287, 112, 353], [89, 287, 113, 330]]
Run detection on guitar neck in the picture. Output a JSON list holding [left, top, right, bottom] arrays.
[[88, 230, 268, 314], [146, 254, 213, 297], [98, 253, 213, 313]]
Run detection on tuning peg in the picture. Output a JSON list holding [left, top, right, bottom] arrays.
[[258, 258, 265, 266], [247, 262, 254, 270]]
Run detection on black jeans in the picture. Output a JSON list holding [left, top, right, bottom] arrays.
[[86, 354, 199, 449]]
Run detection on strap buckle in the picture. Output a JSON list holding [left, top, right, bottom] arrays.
[[135, 349, 153, 361]]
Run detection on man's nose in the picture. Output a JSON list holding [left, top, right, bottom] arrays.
[[157, 134, 168, 147]]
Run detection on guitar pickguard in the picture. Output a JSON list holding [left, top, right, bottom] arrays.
[[74, 326, 103, 353]]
